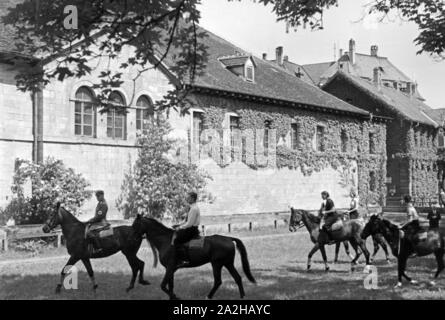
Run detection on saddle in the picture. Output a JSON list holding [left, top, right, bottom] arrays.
[[85, 223, 112, 239]]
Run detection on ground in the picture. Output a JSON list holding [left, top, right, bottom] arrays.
[[1, 227, 444, 300]]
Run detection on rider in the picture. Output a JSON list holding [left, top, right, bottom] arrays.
[[86, 190, 109, 252], [427, 207, 441, 229], [401, 195, 420, 233], [172, 191, 201, 267], [319, 191, 338, 239], [347, 190, 359, 220]]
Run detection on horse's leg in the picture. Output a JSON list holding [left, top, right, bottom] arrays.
[[319, 244, 329, 272], [370, 235, 379, 263], [161, 265, 178, 300], [334, 242, 340, 263], [81, 258, 98, 292], [136, 256, 150, 285], [357, 239, 371, 266], [225, 263, 245, 299], [207, 262, 223, 300], [349, 240, 362, 271], [344, 241, 354, 260], [123, 253, 140, 292], [307, 243, 320, 271], [432, 249, 445, 285], [56, 256, 79, 294]]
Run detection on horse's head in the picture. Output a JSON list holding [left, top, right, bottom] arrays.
[[361, 214, 383, 239], [289, 207, 304, 232], [42, 202, 62, 233]]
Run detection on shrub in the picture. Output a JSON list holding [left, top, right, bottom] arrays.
[[117, 116, 210, 220], [4, 157, 92, 224]]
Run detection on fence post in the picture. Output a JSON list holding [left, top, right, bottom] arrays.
[[4, 237, 8, 252], [57, 233, 62, 248], [201, 225, 206, 236], [274, 220, 277, 229], [249, 222, 252, 231], [228, 223, 231, 233]]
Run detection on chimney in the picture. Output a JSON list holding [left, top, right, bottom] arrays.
[[276, 46, 283, 66], [373, 67, 382, 89], [371, 45, 378, 57], [349, 39, 356, 64], [262, 53, 267, 60], [284, 55, 289, 62]]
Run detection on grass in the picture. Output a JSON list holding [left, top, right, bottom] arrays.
[[1, 227, 445, 300]]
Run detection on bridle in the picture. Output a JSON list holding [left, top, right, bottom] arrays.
[[44, 205, 62, 231], [289, 209, 305, 232]]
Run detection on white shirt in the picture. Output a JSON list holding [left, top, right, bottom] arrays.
[[181, 203, 201, 228]]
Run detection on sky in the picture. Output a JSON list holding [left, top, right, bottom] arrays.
[[198, 0, 445, 108]]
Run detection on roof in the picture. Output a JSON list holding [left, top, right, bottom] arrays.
[[323, 71, 437, 127], [302, 52, 425, 101], [218, 55, 251, 67], [163, 28, 369, 116], [0, 6, 368, 117], [268, 59, 315, 85], [424, 108, 445, 125]]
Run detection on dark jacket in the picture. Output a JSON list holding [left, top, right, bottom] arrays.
[[89, 200, 108, 224]]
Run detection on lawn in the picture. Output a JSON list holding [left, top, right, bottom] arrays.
[[1, 228, 444, 300]]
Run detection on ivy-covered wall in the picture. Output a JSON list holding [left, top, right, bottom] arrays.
[[189, 92, 387, 209], [324, 77, 441, 202]]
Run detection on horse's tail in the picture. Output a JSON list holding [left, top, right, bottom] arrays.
[[231, 237, 256, 284], [146, 237, 158, 268]]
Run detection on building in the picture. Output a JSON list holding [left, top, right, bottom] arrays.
[[0, 4, 388, 220]]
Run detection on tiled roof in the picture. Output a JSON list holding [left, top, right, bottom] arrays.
[[324, 71, 437, 126], [268, 59, 315, 86], [424, 108, 445, 125], [302, 53, 425, 101], [163, 28, 369, 116], [0, 6, 368, 117]]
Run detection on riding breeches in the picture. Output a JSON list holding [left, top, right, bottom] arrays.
[[173, 226, 200, 247]]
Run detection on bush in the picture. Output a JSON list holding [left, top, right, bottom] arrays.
[[3, 157, 92, 225], [13, 239, 50, 256], [117, 116, 210, 220]]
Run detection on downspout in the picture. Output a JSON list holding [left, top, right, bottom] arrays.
[[32, 86, 44, 163]]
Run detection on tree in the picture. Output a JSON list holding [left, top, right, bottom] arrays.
[[116, 116, 210, 220], [1, 0, 443, 111], [3, 157, 92, 224]]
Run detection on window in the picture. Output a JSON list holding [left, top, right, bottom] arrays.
[[291, 123, 300, 150], [369, 132, 376, 154], [264, 120, 272, 155], [136, 96, 154, 132], [341, 129, 348, 153], [315, 125, 325, 152], [106, 91, 126, 140], [439, 130, 445, 149], [74, 87, 96, 137], [192, 111, 204, 151], [230, 116, 240, 161], [369, 171, 377, 192], [246, 66, 254, 82]]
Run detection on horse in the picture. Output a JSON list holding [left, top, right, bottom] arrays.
[[289, 207, 371, 271], [42, 203, 157, 293], [361, 214, 445, 287], [131, 214, 256, 300]]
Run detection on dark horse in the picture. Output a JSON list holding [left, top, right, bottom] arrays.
[[132, 215, 256, 300], [42, 203, 157, 293], [362, 215, 445, 287], [289, 208, 371, 271]]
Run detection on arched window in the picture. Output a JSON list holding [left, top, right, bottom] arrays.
[[74, 87, 96, 137], [107, 91, 127, 140], [136, 95, 154, 132]]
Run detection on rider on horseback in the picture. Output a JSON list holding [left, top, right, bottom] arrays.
[[172, 191, 201, 268], [86, 190, 109, 253], [319, 191, 338, 240]]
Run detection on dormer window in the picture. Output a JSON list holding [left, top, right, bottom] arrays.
[[219, 54, 256, 83]]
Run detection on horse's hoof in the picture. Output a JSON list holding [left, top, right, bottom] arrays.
[[307, 265, 311, 271], [55, 285, 62, 294], [325, 267, 330, 272], [139, 280, 150, 286], [126, 286, 133, 293], [386, 259, 391, 264], [429, 281, 436, 286], [394, 282, 402, 288], [410, 280, 418, 285], [170, 295, 180, 300]]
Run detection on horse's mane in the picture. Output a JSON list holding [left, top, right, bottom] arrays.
[[142, 216, 174, 233], [59, 206, 82, 224], [296, 209, 321, 224], [381, 218, 399, 233]]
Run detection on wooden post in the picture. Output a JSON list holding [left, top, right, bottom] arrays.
[[249, 222, 252, 231], [228, 223, 231, 233], [274, 220, 277, 229], [4, 237, 8, 252], [57, 233, 62, 248], [201, 225, 206, 236]]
